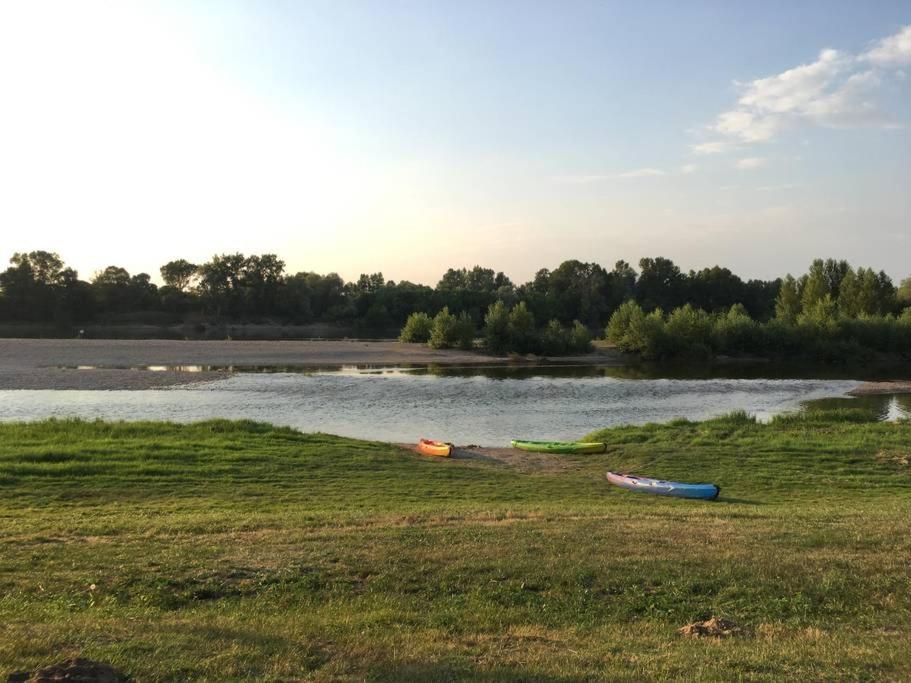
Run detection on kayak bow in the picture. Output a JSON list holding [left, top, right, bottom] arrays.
[[605, 471, 719, 500]]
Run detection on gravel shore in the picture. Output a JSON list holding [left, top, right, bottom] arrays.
[[0, 338, 624, 390], [847, 381, 911, 396]]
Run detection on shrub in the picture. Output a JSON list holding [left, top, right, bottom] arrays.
[[606, 300, 642, 345], [398, 312, 433, 343], [568, 320, 593, 353], [540, 319, 569, 355], [665, 304, 713, 352], [508, 301, 537, 354], [623, 309, 669, 359], [454, 311, 476, 350], [484, 300, 511, 353], [428, 307, 459, 349], [713, 304, 760, 353]]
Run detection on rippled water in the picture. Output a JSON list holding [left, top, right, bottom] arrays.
[[0, 366, 879, 445]]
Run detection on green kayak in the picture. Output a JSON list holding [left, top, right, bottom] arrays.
[[510, 440, 606, 454]]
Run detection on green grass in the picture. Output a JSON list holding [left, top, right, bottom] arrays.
[[1, 415, 910, 681]]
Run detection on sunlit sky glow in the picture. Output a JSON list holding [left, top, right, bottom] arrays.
[[1, 1, 909, 284]]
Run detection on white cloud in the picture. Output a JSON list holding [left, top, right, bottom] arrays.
[[714, 110, 782, 142], [862, 25, 911, 66], [691, 141, 733, 155], [736, 157, 767, 170], [756, 183, 799, 191], [680, 164, 698, 174], [738, 49, 848, 114], [699, 27, 910, 148], [617, 168, 666, 178]]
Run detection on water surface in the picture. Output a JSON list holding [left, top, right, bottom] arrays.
[[1, 365, 885, 445]]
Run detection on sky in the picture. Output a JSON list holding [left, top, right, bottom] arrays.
[[0, 0, 909, 286]]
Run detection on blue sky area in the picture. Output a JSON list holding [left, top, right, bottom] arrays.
[[0, 1, 909, 283]]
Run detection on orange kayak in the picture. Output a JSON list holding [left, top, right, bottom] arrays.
[[418, 438, 452, 457]]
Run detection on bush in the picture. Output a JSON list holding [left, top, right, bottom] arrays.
[[606, 300, 642, 345], [428, 307, 459, 349], [398, 312, 433, 343], [507, 301, 537, 354], [568, 320, 593, 353], [713, 304, 760, 354], [484, 301, 511, 353], [454, 311, 476, 350], [622, 309, 669, 359], [540, 319, 569, 355], [665, 304, 713, 352]]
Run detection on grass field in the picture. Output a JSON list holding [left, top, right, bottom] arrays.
[[1, 411, 910, 681]]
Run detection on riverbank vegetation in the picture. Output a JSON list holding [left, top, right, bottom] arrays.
[[3, 250, 909, 358], [606, 264, 911, 361], [1, 414, 909, 679]]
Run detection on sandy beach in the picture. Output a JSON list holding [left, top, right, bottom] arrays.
[[847, 381, 911, 396], [0, 338, 624, 390]]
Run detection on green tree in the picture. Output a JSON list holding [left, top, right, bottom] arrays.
[[775, 275, 801, 323], [898, 277, 911, 307], [800, 260, 829, 311], [665, 304, 713, 353], [798, 294, 839, 331], [159, 259, 198, 292], [568, 321, 593, 353], [399, 312, 433, 343], [483, 300, 511, 353], [622, 309, 668, 359], [606, 300, 644, 345], [637, 257, 686, 312], [837, 267, 860, 317], [540, 319, 569, 355], [454, 311, 476, 350], [507, 301, 537, 353], [428, 307, 459, 349]]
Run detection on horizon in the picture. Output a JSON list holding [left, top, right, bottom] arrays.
[[1, 1, 910, 285]]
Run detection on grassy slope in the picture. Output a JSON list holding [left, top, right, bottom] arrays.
[[0, 415, 909, 681]]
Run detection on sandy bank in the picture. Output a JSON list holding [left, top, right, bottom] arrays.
[[0, 338, 624, 390], [847, 381, 911, 396]]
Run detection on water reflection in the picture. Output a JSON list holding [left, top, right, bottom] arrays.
[[57, 360, 911, 381], [802, 394, 911, 422]]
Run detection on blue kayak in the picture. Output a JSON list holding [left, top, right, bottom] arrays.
[[606, 471, 720, 500]]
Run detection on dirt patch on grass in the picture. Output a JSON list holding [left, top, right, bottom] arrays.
[[877, 449, 910, 467], [400, 444, 574, 473], [6, 658, 129, 682], [457, 446, 576, 473], [678, 617, 742, 638]]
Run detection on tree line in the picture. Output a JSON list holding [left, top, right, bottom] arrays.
[[1, 251, 908, 354], [606, 258, 911, 361]]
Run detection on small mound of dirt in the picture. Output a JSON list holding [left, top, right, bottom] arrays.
[[678, 617, 742, 638], [6, 658, 129, 683]]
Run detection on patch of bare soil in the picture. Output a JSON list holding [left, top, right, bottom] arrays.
[[678, 617, 743, 638], [400, 443, 574, 473], [456, 446, 575, 473], [877, 449, 910, 467], [6, 658, 129, 683]]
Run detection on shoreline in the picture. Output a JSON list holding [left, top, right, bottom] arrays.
[[847, 380, 911, 396], [0, 338, 626, 390]]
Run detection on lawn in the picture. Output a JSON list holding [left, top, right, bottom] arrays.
[[0, 412, 909, 681]]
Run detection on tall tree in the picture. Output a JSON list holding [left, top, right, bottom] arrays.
[[800, 259, 829, 311], [637, 257, 686, 312], [160, 259, 198, 292], [775, 275, 801, 323]]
